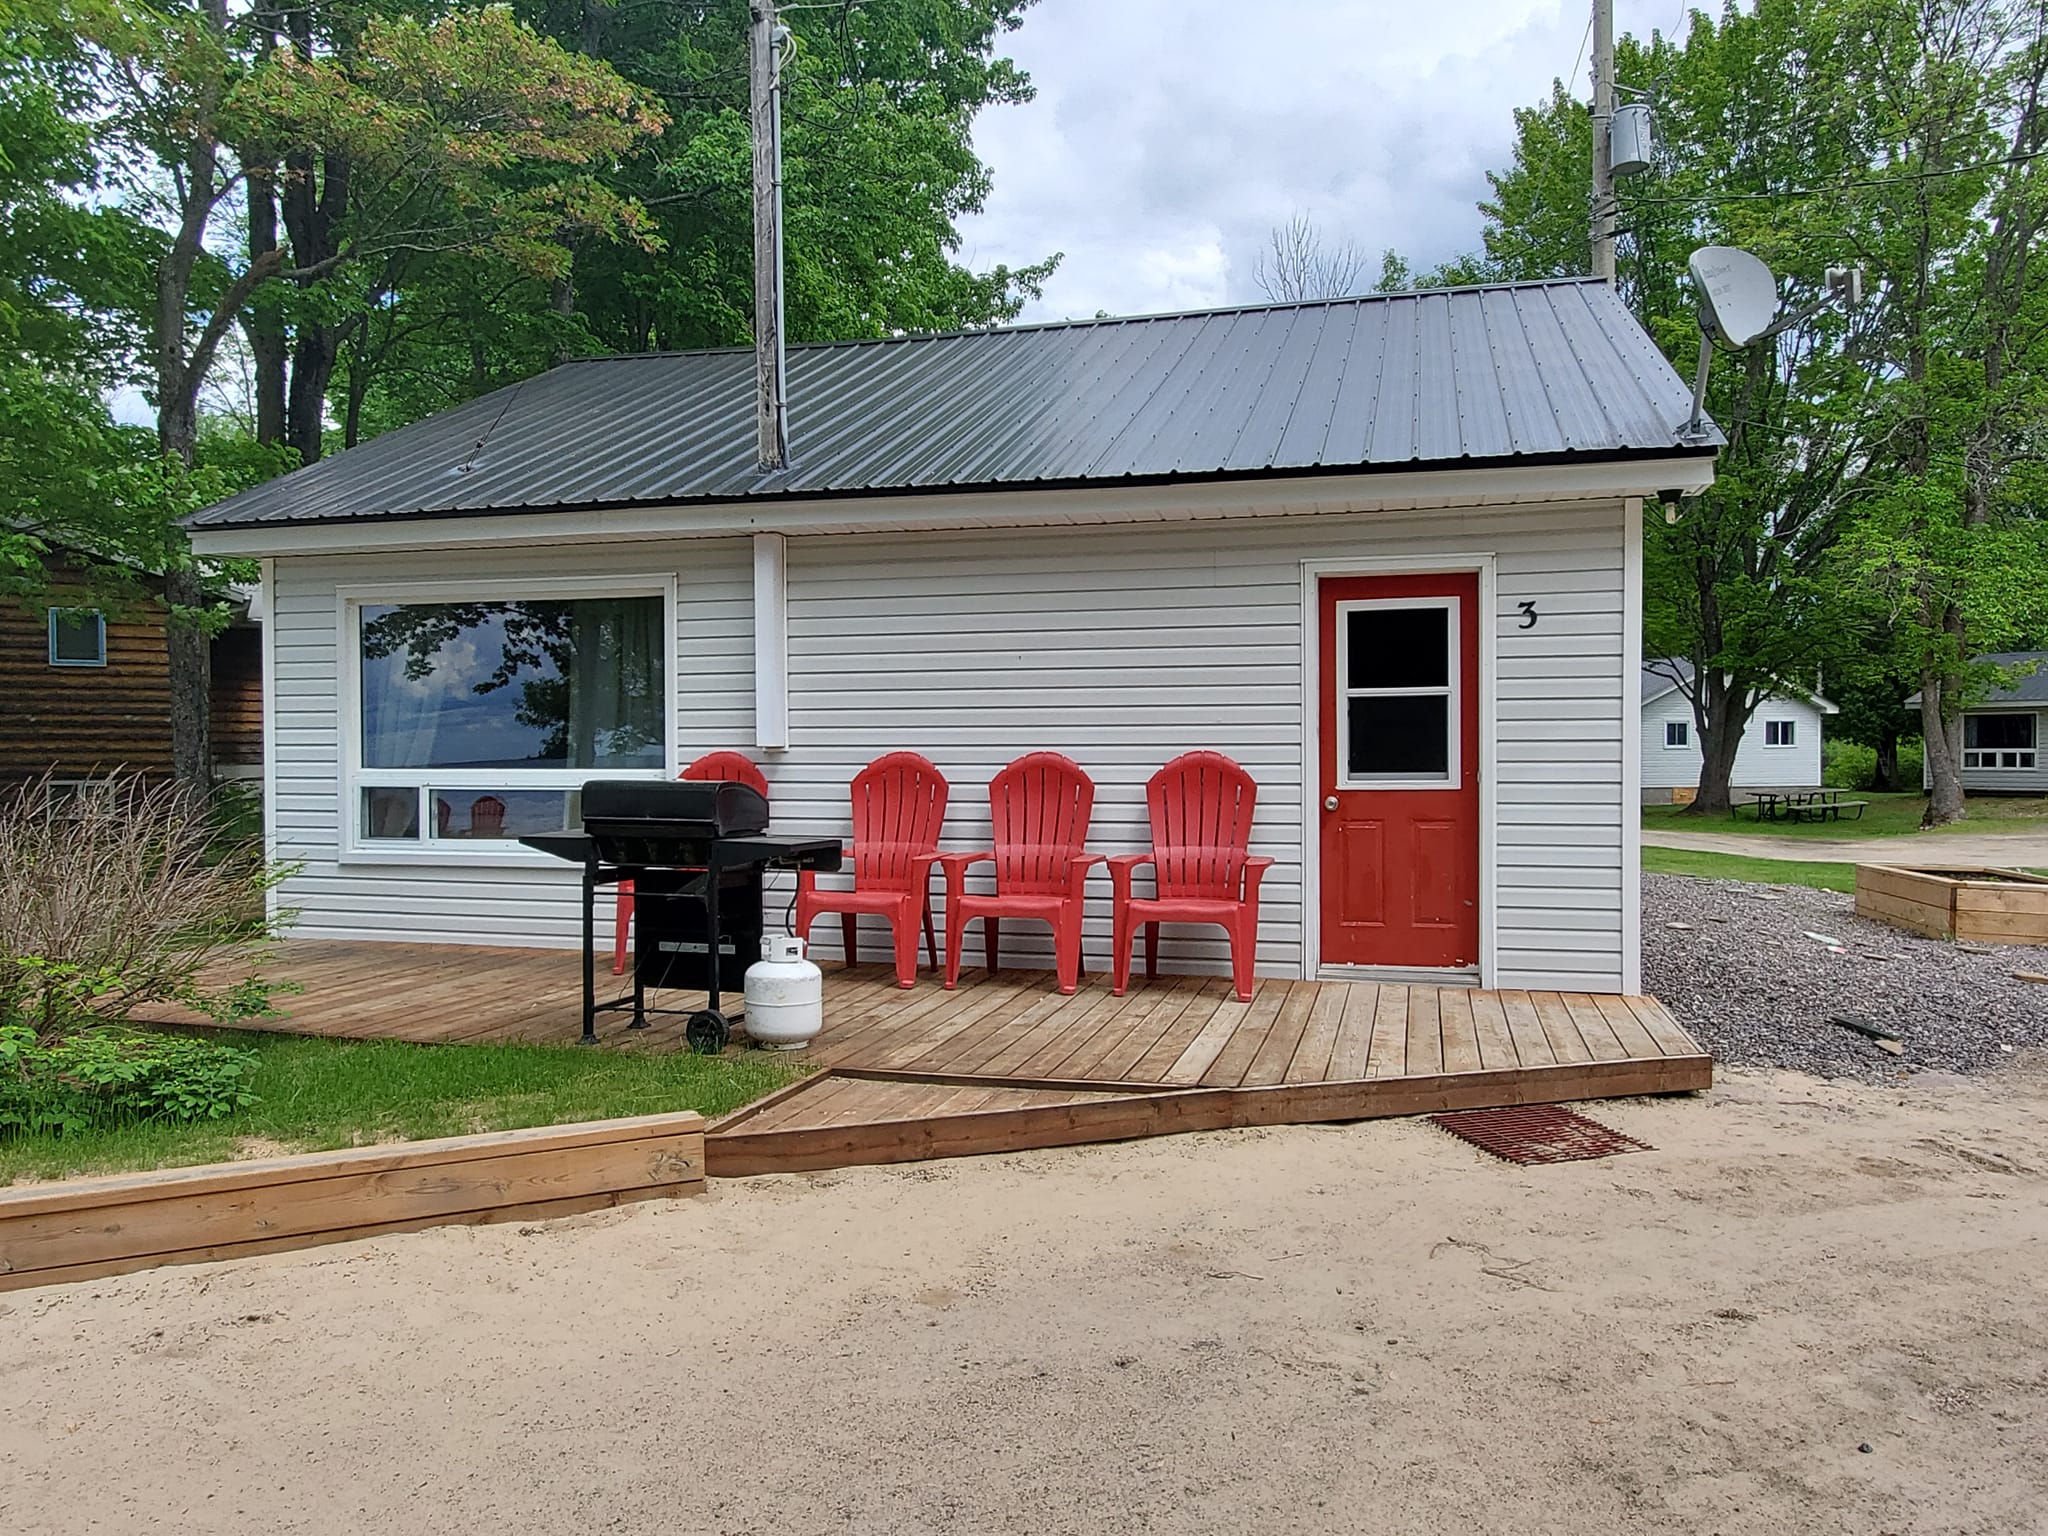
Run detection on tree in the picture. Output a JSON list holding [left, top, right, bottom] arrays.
[[1840, 0, 2048, 824], [1252, 212, 1368, 302], [62, 0, 665, 785]]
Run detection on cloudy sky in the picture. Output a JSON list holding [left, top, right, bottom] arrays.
[[954, 0, 1689, 321]]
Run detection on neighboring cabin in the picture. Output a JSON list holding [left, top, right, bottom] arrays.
[[0, 556, 264, 789], [1639, 660, 1834, 804], [1909, 652, 2048, 795], [186, 280, 1721, 995]]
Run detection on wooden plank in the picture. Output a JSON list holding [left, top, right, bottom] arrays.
[[1498, 990, 1556, 1068], [1436, 989, 1482, 1074], [1124, 980, 1235, 1082], [1468, 991, 1520, 1072], [1620, 996, 1705, 1059], [1240, 983, 1321, 1088], [1954, 909, 2048, 945], [1014, 985, 1158, 1079], [1855, 886, 1953, 938], [911, 981, 1090, 1075], [839, 976, 1029, 1073], [0, 1113, 705, 1289], [1854, 865, 1953, 905], [705, 1053, 1716, 1177], [1404, 987, 1444, 1076], [1198, 982, 1292, 1088], [703, 1070, 839, 1133], [1160, 991, 1256, 1085], [1591, 993, 1663, 1060], [1530, 993, 1594, 1065], [1323, 984, 1380, 1082], [1057, 975, 1200, 1079], [730, 1076, 857, 1133], [980, 987, 1130, 1077], [1282, 984, 1349, 1084], [1365, 985, 1411, 1078], [1561, 993, 1629, 1062]]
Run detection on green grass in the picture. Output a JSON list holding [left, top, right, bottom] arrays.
[[0, 1029, 802, 1187], [1642, 845, 1859, 891], [1643, 790, 2048, 839]]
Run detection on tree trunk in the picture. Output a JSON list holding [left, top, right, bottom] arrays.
[[1921, 653, 1968, 827], [246, 170, 287, 446], [1873, 729, 1901, 793], [1688, 678, 1750, 816], [287, 323, 339, 463], [162, 567, 213, 791]]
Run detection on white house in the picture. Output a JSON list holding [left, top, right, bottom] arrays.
[[1910, 652, 2048, 794], [186, 281, 1719, 996], [1639, 660, 1835, 802]]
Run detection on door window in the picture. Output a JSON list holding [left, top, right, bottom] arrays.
[[1336, 599, 1457, 787]]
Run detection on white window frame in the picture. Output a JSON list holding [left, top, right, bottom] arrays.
[[48, 607, 107, 667], [1332, 596, 1461, 791], [338, 574, 678, 865], [1764, 719, 1797, 747], [1664, 720, 1689, 749], [1962, 712, 2037, 771]]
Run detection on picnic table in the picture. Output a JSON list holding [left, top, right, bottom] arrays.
[[1737, 789, 1870, 824]]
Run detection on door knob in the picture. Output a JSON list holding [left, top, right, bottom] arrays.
[[1324, 795, 1338, 811]]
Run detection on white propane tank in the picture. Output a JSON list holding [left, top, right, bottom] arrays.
[[743, 934, 823, 1049]]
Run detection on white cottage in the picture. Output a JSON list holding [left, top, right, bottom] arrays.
[[1910, 652, 2048, 794], [1639, 660, 1835, 803], [187, 281, 1719, 997]]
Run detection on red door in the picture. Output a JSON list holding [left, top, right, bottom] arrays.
[[1318, 573, 1480, 968]]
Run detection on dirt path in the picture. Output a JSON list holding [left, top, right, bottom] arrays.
[[5, 1065, 2047, 1535], [1644, 825, 2048, 865]]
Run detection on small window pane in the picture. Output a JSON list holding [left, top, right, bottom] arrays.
[[1765, 720, 1796, 746], [362, 787, 421, 839], [49, 609, 106, 666], [429, 789, 579, 840], [1966, 713, 2035, 750], [1346, 607, 1448, 689], [1665, 722, 1688, 747], [1347, 695, 1450, 778]]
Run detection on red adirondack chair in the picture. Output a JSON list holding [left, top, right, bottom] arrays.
[[1108, 751, 1272, 1003], [940, 752, 1101, 995], [612, 751, 771, 975], [794, 752, 949, 989]]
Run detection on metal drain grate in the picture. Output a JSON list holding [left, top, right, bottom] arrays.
[[1429, 1104, 1651, 1165]]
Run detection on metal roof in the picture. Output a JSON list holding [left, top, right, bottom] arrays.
[[1642, 659, 1837, 713], [189, 279, 1720, 530], [1903, 652, 2048, 708]]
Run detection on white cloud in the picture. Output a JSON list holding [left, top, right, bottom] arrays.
[[959, 0, 1692, 320]]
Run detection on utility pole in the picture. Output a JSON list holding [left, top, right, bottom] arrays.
[[1589, 0, 1616, 285], [749, 0, 789, 470]]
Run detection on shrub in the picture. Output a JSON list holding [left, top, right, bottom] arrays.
[[0, 1024, 259, 1136], [1823, 739, 1878, 789], [0, 773, 295, 1039]]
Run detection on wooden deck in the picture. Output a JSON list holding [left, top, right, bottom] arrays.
[[187, 941, 1714, 1174]]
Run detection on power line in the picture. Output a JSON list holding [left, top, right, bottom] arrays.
[[1621, 147, 2048, 207], [1568, 13, 1593, 93]]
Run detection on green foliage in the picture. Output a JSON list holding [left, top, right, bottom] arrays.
[[0, 1029, 798, 1181], [0, 775, 296, 1037], [0, 1023, 260, 1136], [1822, 738, 1878, 790]]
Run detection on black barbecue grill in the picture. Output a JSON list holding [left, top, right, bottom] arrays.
[[522, 779, 842, 1051]]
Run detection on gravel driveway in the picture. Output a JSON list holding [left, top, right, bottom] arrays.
[[1644, 872, 2048, 1082]]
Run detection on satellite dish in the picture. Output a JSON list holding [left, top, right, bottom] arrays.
[[1688, 246, 1780, 348]]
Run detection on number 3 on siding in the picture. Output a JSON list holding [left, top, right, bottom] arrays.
[[1516, 601, 1539, 629]]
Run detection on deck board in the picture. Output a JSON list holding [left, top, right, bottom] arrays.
[[171, 941, 1712, 1176]]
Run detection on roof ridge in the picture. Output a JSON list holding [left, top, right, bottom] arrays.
[[548, 278, 1614, 367]]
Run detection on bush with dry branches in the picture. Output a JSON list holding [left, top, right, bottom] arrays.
[[0, 774, 295, 1040]]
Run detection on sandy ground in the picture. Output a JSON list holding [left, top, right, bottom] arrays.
[[1643, 826, 2048, 865], [5, 1067, 2048, 1536]]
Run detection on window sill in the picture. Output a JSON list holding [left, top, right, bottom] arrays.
[[337, 845, 578, 870]]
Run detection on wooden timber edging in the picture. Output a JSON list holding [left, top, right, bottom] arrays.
[[0, 1111, 706, 1293], [1856, 864, 2048, 946], [701, 1055, 1713, 1178]]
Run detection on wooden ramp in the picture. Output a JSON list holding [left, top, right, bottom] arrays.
[[167, 942, 1711, 1177]]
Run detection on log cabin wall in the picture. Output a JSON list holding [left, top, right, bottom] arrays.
[[0, 566, 263, 785]]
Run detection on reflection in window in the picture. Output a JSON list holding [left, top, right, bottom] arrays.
[[1348, 696, 1451, 777], [359, 598, 665, 770]]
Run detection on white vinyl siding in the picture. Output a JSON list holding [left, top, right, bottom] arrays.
[[1639, 689, 1826, 791], [1930, 709, 2048, 794], [267, 501, 1634, 991]]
